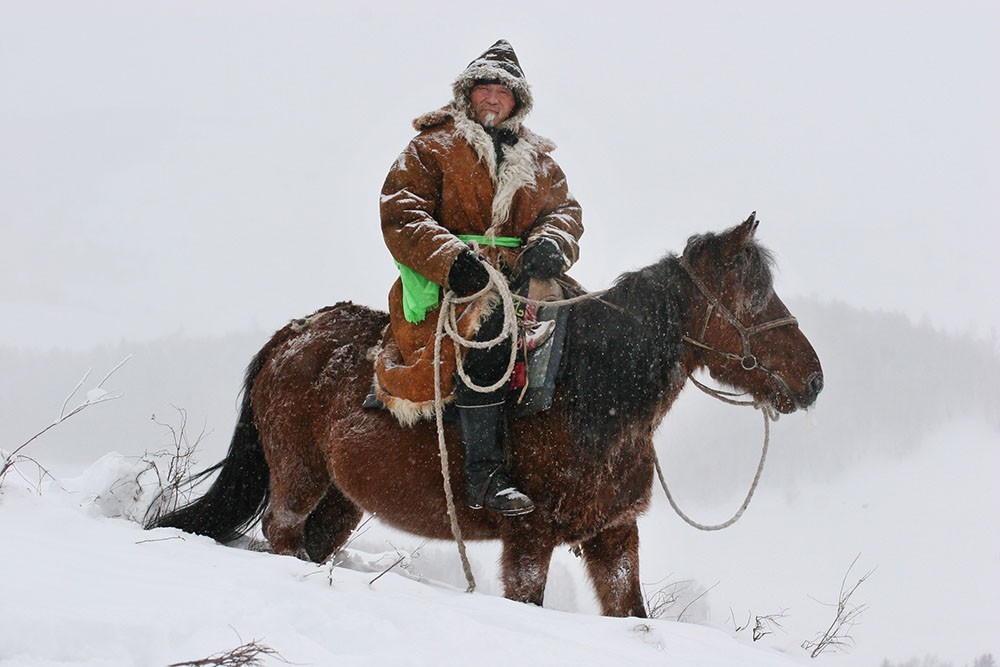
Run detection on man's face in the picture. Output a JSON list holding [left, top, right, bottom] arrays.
[[470, 83, 516, 127]]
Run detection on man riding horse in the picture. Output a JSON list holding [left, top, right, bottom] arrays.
[[376, 40, 584, 516]]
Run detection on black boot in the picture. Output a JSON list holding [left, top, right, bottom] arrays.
[[459, 404, 534, 516]]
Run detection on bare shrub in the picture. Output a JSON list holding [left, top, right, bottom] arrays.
[[141, 406, 208, 525], [368, 539, 428, 587], [643, 576, 716, 622], [1, 357, 129, 490], [729, 607, 789, 642], [168, 639, 286, 667], [325, 514, 377, 585], [802, 554, 875, 658]]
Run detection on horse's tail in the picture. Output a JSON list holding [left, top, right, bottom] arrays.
[[145, 346, 273, 542]]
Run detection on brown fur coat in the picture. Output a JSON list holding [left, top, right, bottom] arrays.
[[374, 106, 583, 422]]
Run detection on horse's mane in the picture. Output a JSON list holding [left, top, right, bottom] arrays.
[[560, 232, 775, 453], [561, 254, 690, 452]]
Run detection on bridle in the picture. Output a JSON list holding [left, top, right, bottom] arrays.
[[653, 254, 803, 532], [679, 256, 800, 401]]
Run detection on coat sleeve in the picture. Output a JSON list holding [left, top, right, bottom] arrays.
[[525, 160, 584, 270], [380, 137, 468, 287]]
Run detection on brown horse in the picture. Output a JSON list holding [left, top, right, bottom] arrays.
[[149, 214, 822, 617]]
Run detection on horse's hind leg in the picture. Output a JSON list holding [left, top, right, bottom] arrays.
[[580, 520, 647, 617], [303, 483, 364, 563], [262, 452, 330, 560]]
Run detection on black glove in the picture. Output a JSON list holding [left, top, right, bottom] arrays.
[[520, 237, 565, 279], [447, 249, 490, 297]]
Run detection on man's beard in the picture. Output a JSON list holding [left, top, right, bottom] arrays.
[[480, 111, 499, 128]]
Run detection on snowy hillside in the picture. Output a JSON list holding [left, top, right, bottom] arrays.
[[1, 300, 998, 666], [0, 460, 806, 667]]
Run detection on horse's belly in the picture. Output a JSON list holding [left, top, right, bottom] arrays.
[[326, 414, 502, 541]]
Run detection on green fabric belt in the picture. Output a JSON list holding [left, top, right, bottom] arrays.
[[457, 234, 522, 248], [397, 234, 523, 324]]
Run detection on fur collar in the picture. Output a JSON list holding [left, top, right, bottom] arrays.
[[409, 106, 556, 233], [412, 106, 556, 153]]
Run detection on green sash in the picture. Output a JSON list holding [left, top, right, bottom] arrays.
[[397, 234, 522, 323]]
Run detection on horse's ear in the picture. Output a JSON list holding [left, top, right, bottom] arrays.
[[722, 212, 759, 259]]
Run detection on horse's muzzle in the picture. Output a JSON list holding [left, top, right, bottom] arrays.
[[801, 371, 824, 407]]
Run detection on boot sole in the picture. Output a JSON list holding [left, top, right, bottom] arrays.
[[490, 504, 535, 517], [468, 503, 535, 516]]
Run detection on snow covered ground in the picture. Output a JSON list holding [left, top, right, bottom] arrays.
[[1, 417, 996, 666], [1, 302, 998, 667], [1, 456, 803, 667]]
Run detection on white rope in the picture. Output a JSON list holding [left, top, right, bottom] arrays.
[[432, 293, 477, 591], [430, 259, 609, 591], [432, 260, 519, 593], [653, 377, 776, 531]]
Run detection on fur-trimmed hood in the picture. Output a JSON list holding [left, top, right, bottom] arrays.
[[450, 39, 533, 132]]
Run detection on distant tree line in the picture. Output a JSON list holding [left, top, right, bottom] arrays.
[[881, 653, 996, 667]]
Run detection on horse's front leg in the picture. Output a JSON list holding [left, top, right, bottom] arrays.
[[500, 525, 555, 606], [580, 520, 647, 617]]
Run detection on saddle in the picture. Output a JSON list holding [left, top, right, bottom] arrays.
[[366, 278, 572, 423], [509, 278, 569, 418]]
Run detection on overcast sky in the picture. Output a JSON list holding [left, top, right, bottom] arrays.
[[2, 1, 997, 350]]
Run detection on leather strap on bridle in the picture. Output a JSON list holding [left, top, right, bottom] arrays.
[[679, 256, 799, 379]]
